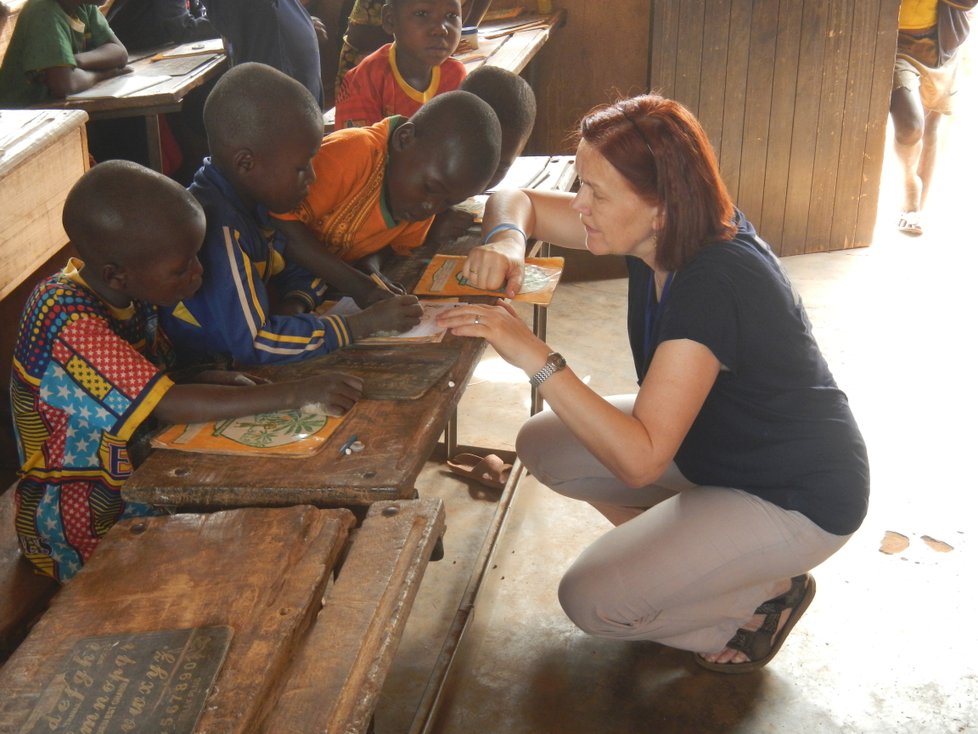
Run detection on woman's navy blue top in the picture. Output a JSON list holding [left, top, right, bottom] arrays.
[[625, 212, 869, 535]]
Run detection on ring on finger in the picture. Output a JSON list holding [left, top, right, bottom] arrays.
[[474, 315, 480, 325]]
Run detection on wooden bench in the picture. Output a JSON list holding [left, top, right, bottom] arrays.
[[0, 487, 59, 664], [0, 499, 444, 732]]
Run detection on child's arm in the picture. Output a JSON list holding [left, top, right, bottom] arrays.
[[44, 33, 130, 98], [277, 219, 391, 307], [74, 35, 128, 70], [152, 371, 365, 424]]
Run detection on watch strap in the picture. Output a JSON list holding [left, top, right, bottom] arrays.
[[529, 352, 566, 387]]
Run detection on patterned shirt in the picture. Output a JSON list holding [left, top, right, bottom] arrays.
[[11, 260, 175, 580], [335, 42, 466, 129], [274, 116, 433, 262]]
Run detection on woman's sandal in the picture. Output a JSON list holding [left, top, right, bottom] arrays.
[[694, 573, 816, 674]]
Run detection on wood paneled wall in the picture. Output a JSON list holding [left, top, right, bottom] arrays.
[[650, 0, 899, 255], [525, 0, 652, 155], [527, 1, 899, 255]]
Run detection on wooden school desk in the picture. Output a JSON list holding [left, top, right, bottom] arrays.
[[123, 334, 485, 510], [457, 9, 567, 76], [41, 42, 226, 173], [0, 109, 88, 301], [0, 500, 445, 734], [123, 254, 487, 510]]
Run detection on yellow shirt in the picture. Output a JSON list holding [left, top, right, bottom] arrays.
[[899, 0, 939, 31]]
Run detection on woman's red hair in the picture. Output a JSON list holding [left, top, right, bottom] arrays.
[[579, 94, 735, 271]]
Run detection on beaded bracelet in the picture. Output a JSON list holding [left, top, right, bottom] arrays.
[[482, 222, 527, 244]]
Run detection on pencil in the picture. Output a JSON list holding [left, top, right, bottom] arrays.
[[370, 272, 395, 293]]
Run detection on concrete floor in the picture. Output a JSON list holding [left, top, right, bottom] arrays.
[[372, 46, 978, 734]]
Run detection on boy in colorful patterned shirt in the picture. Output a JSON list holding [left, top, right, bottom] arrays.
[[274, 90, 501, 295], [334, 0, 467, 129], [160, 62, 422, 368], [11, 160, 364, 582]]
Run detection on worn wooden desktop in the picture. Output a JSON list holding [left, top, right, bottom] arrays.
[[457, 10, 566, 75], [123, 251, 487, 511], [42, 44, 226, 172], [0, 109, 88, 301], [0, 499, 445, 734]]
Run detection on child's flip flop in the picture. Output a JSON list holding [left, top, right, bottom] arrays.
[[446, 452, 512, 490], [897, 211, 923, 236]]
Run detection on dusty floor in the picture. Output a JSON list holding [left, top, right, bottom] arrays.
[[372, 44, 978, 734]]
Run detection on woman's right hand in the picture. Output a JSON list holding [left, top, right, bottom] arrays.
[[462, 239, 526, 298], [295, 371, 364, 416]]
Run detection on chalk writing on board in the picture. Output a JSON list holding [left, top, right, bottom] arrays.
[[19, 626, 232, 734]]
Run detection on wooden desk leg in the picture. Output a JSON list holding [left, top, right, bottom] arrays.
[[443, 410, 458, 460], [530, 240, 551, 415], [144, 114, 163, 172]]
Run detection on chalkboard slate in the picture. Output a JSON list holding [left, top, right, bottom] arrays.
[[19, 626, 232, 734]]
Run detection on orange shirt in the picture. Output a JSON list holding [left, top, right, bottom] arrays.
[[275, 117, 432, 262]]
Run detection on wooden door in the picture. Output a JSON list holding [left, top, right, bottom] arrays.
[[649, 0, 900, 254]]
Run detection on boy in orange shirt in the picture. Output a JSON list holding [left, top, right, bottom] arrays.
[[334, 0, 466, 129], [274, 90, 500, 295]]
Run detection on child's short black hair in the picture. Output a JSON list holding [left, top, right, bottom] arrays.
[[63, 160, 202, 266], [460, 66, 536, 144], [407, 89, 501, 187], [203, 62, 323, 162]]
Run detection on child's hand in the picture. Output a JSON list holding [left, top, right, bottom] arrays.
[[427, 208, 478, 244], [296, 371, 364, 416], [346, 295, 423, 340], [310, 16, 329, 44], [355, 286, 396, 308]]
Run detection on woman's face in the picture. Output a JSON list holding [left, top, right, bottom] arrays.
[[571, 140, 663, 264]]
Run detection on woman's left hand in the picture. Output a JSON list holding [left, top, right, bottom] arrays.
[[436, 300, 550, 376]]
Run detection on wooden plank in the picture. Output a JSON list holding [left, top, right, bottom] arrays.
[[780, 0, 830, 256], [803, 0, 853, 253], [854, 0, 901, 245], [528, 0, 649, 154], [0, 110, 89, 300], [0, 488, 58, 663], [671, 0, 706, 113], [480, 25, 553, 75], [649, 0, 681, 95], [736, 0, 780, 225], [124, 335, 483, 510], [0, 506, 355, 733], [695, 0, 732, 156], [261, 498, 446, 733], [828, 0, 883, 251], [758, 0, 805, 251], [717, 0, 753, 203]]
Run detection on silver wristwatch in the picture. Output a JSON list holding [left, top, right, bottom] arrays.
[[529, 352, 566, 387]]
